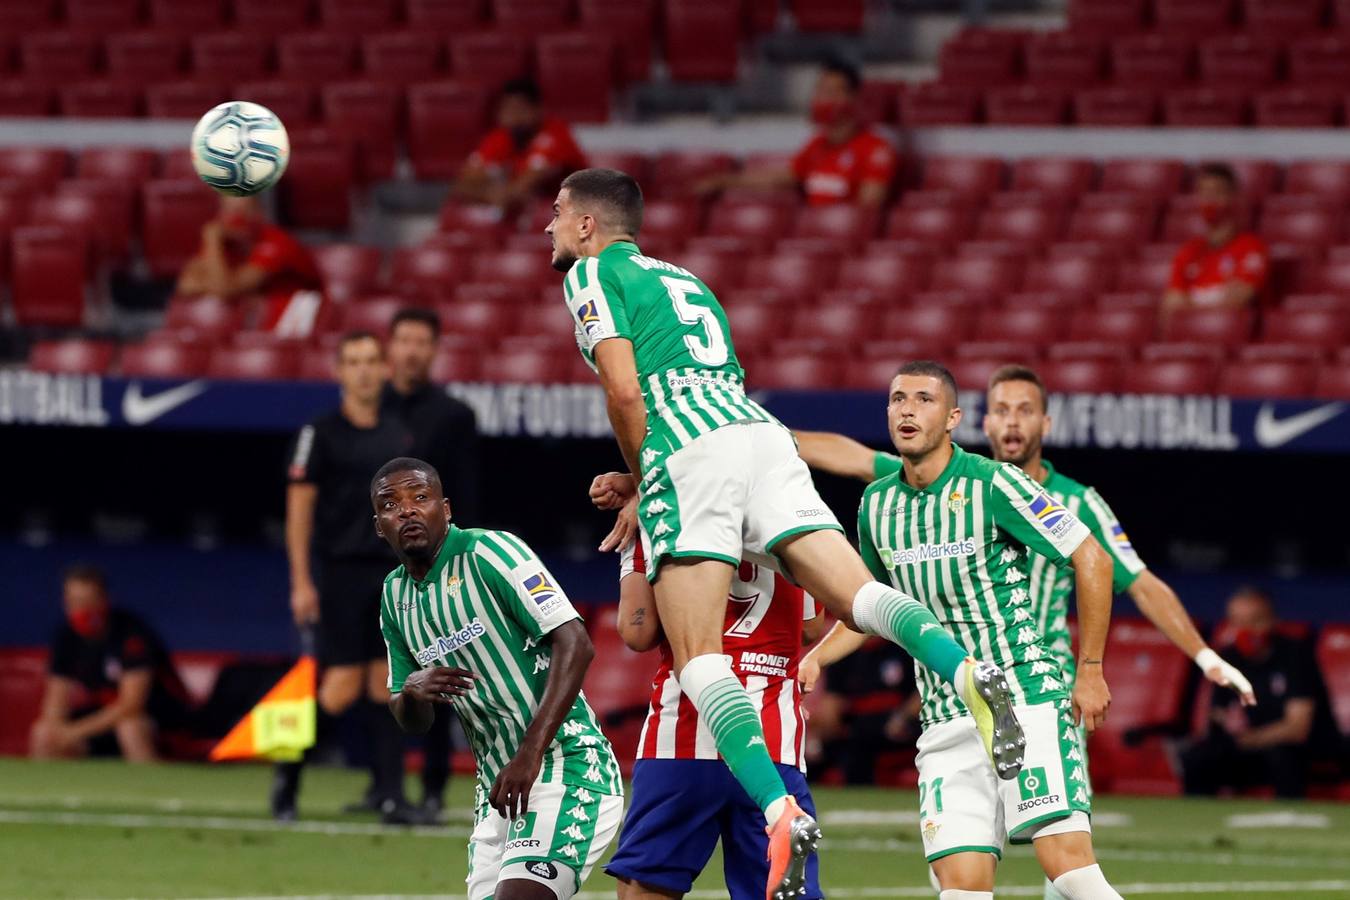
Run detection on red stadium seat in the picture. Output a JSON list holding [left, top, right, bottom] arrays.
[[480, 347, 566, 383], [938, 27, 1026, 88], [1218, 360, 1315, 398], [494, 0, 573, 34], [1302, 259, 1350, 294], [120, 340, 209, 378], [723, 302, 778, 353], [1114, 255, 1175, 293], [1227, 159, 1281, 198], [164, 296, 240, 341], [646, 151, 735, 199], [664, 0, 740, 82], [447, 31, 532, 86], [336, 297, 409, 337], [885, 207, 975, 248], [208, 345, 298, 381], [984, 86, 1069, 126], [1047, 341, 1132, 362], [319, 83, 400, 182], [537, 33, 616, 123], [1262, 310, 1349, 349], [1254, 88, 1340, 128], [639, 200, 702, 245], [1068, 308, 1155, 344], [836, 254, 934, 302], [973, 307, 1065, 345], [1286, 160, 1350, 201], [318, 0, 398, 32], [1109, 35, 1194, 89], [1139, 341, 1225, 364], [1072, 87, 1157, 125], [1161, 308, 1254, 345], [578, 0, 655, 83], [64, 0, 142, 31], [842, 356, 918, 390], [931, 256, 1025, 299], [975, 206, 1065, 248], [19, 32, 98, 83], [1262, 207, 1343, 250], [858, 81, 904, 125], [1122, 358, 1219, 394], [10, 227, 90, 327], [407, 82, 491, 179], [1153, 0, 1235, 37], [277, 34, 356, 86], [296, 346, 335, 382], [788, 303, 877, 344], [921, 157, 1004, 197], [1010, 157, 1096, 199], [0, 0, 59, 33], [59, 81, 142, 119], [232, 0, 312, 33], [1316, 626, 1350, 734], [76, 147, 157, 184], [1284, 293, 1350, 313], [0, 147, 67, 190], [141, 180, 219, 279], [1242, 0, 1324, 37], [1100, 158, 1186, 196], [750, 355, 844, 389], [105, 32, 186, 85], [1024, 32, 1103, 86], [313, 244, 383, 303], [1068, 0, 1148, 35], [1039, 358, 1123, 393], [879, 306, 973, 344], [1067, 207, 1156, 247], [1024, 257, 1115, 298], [793, 205, 882, 244], [745, 253, 839, 299], [28, 339, 114, 375], [899, 83, 981, 126], [678, 248, 744, 292], [390, 244, 471, 301], [791, 0, 865, 32], [706, 201, 796, 249], [429, 346, 483, 383], [361, 32, 444, 86], [1162, 88, 1248, 126], [190, 33, 271, 83], [1197, 36, 1279, 89], [1315, 365, 1350, 399], [0, 82, 54, 116], [234, 82, 315, 127], [276, 127, 356, 229], [406, 0, 485, 30], [145, 81, 230, 119], [149, 0, 226, 33], [34, 185, 133, 262], [471, 250, 556, 288], [948, 356, 1034, 393], [1288, 35, 1350, 86]]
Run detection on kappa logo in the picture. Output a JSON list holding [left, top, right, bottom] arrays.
[[919, 623, 938, 636], [641, 447, 660, 467], [643, 479, 666, 497], [645, 499, 671, 516], [747, 736, 765, 748], [526, 861, 558, 880], [651, 521, 673, 536]]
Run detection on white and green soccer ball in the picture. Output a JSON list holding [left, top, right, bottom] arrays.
[[190, 101, 289, 196]]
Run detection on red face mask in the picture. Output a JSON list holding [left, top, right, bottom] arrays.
[[1232, 626, 1270, 658], [68, 606, 107, 639], [1198, 200, 1229, 226], [810, 98, 855, 127]]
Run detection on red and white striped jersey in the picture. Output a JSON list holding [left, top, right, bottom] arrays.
[[636, 560, 816, 769]]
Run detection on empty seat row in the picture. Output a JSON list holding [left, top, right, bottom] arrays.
[[1068, 0, 1344, 37]]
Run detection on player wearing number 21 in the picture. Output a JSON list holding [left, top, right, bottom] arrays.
[[547, 169, 1028, 900]]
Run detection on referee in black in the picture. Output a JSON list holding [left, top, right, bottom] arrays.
[[382, 307, 480, 819], [276, 330, 421, 824]]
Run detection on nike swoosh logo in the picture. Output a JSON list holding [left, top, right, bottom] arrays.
[[1253, 401, 1345, 449], [122, 380, 208, 426]]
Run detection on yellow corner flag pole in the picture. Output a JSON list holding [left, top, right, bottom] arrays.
[[210, 655, 317, 763]]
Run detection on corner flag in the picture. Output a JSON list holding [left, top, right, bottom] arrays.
[[210, 656, 317, 762]]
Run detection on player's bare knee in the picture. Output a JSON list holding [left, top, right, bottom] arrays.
[[1034, 831, 1097, 881], [932, 853, 996, 892]]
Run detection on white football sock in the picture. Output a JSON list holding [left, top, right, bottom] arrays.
[[1051, 864, 1123, 900], [939, 891, 993, 899], [1044, 876, 1069, 899]]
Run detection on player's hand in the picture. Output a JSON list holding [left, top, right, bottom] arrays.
[[1198, 649, 1257, 706], [599, 495, 639, 553], [797, 655, 822, 694], [490, 748, 543, 821], [1072, 664, 1111, 733], [402, 667, 476, 704], [589, 472, 637, 510], [289, 581, 320, 626]]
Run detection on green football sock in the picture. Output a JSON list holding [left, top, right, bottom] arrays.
[[853, 582, 967, 685]]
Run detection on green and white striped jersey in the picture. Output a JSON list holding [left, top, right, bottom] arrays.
[[563, 241, 777, 460], [873, 453, 1146, 683], [859, 445, 1091, 726], [380, 526, 623, 803]]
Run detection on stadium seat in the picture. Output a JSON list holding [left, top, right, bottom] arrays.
[[318, 83, 400, 182], [105, 32, 186, 84], [406, 0, 485, 30], [836, 254, 934, 302], [1068, 0, 1148, 35], [28, 339, 114, 375], [921, 157, 1004, 198], [1073, 87, 1158, 125], [0, 147, 67, 190], [141, 180, 219, 279], [791, 0, 865, 32], [407, 82, 490, 179], [64, 0, 143, 31], [984, 87, 1070, 126], [750, 355, 844, 389], [1067, 207, 1157, 247], [1115, 256, 1176, 293], [1154, 0, 1236, 36], [1122, 358, 1219, 394], [389, 244, 472, 301], [120, 340, 209, 378], [277, 34, 357, 86], [636, 200, 700, 246], [1285, 160, 1350, 201], [447, 31, 532, 87], [578, 0, 655, 82], [1315, 365, 1350, 399], [1100, 158, 1186, 196], [793, 205, 882, 245], [677, 248, 744, 292], [208, 345, 298, 381], [480, 346, 567, 383], [313, 244, 383, 303], [706, 201, 795, 250], [190, 33, 271, 83], [1010, 157, 1096, 199], [0, 82, 53, 116], [429, 345, 483, 383], [232, 0, 312, 33], [1242, 0, 1324, 37], [975, 206, 1065, 248], [34, 185, 133, 262], [645, 151, 734, 199], [318, 0, 399, 32], [842, 355, 921, 390], [1218, 360, 1316, 398], [537, 33, 616, 123], [1226, 159, 1281, 199], [722, 302, 779, 353], [664, 0, 740, 82], [746, 253, 840, 299], [1288, 35, 1350, 85], [788, 303, 877, 344], [973, 307, 1066, 345], [1139, 341, 1225, 364], [1039, 358, 1123, 393], [1262, 310, 1350, 349], [885, 206, 975, 248], [1284, 293, 1350, 313], [938, 27, 1026, 88], [471, 250, 556, 288], [1197, 36, 1279, 89], [19, 32, 98, 83], [1068, 308, 1156, 344], [1260, 206, 1344, 252], [10, 226, 90, 327], [1161, 308, 1254, 345], [145, 81, 231, 119], [163, 296, 240, 341], [232, 81, 315, 126], [335, 296, 410, 337], [1253, 88, 1341, 128], [59, 82, 142, 119], [949, 356, 1033, 393], [880, 306, 973, 344], [274, 127, 355, 229], [1163, 88, 1249, 126], [1024, 32, 1104, 86], [149, 0, 227, 33], [76, 147, 157, 186], [1024, 257, 1116, 298], [1109, 35, 1194, 89], [0, 0, 59, 33], [899, 83, 982, 126], [1047, 341, 1132, 363], [360, 32, 444, 86], [932, 256, 1025, 300]]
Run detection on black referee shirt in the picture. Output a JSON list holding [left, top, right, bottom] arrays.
[[288, 409, 414, 562], [381, 381, 480, 523], [49, 608, 189, 723]]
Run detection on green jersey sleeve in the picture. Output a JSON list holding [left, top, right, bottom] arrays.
[[1077, 487, 1147, 592], [856, 491, 890, 582], [563, 255, 632, 355], [380, 583, 418, 693], [873, 451, 902, 480], [988, 463, 1091, 563], [471, 531, 582, 639]]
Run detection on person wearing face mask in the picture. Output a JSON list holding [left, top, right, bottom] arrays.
[[1161, 162, 1268, 322], [175, 195, 325, 337], [452, 78, 588, 215], [1180, 587, 1339, 799], [696, 59, 897, 207], [30, 565, 189, 763]]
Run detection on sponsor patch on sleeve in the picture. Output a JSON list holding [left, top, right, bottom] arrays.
[[523, 571, 565, 617], [1028, 493, 1076, 539]]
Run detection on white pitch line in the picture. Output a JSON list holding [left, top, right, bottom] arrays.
[[0, 808, 469, 839]]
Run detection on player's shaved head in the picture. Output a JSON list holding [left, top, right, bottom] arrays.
[[559, 168, 644, 237], [895, 360, 958, 408], [371, 457, 442, 497], [372, 458, 450, 566]]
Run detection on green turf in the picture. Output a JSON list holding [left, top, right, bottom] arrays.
[[0, 758, 1347, 899]]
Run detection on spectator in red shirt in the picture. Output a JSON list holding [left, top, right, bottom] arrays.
[[1163, 163, 1268, 321], [452, 79, 588, 214], [176, 196, 325, 337], [698, 60, 897, 207]]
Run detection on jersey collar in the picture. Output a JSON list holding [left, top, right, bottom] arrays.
[[600, 240, 639, 258], [895, 442, 966, 496], [413, 525, 466, 589], [1039, 458, 1061, 488]]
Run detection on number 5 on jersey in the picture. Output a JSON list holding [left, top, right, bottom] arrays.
[[661, 276, 727, 366]]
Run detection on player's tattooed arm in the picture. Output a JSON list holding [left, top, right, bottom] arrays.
[[491, 620, 594, 820], [617, 551, 663, 652]]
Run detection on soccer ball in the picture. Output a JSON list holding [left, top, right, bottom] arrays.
[[190, 101, 290, 197]]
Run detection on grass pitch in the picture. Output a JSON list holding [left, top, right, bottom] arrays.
[[1, 758, 1347, 899]]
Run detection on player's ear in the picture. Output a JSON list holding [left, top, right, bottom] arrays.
[[1042, 413, 1053, 439], [947, 405, 963, 433], [442, 498, 452, 524], [373, 515, 384, 539]]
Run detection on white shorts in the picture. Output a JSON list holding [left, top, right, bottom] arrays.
[[914, 701, 1092, 863], [466, 781, 624, 900], [639, 421, 843, 579]]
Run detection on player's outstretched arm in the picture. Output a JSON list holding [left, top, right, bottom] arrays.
[[491, 620, 595, 820], [793, 431, 880, 482], [1068, 537, 1114, 733], [1127, 570, 1256, 705], [798, 621, 870, 694], [594, 339, 648, 480]]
